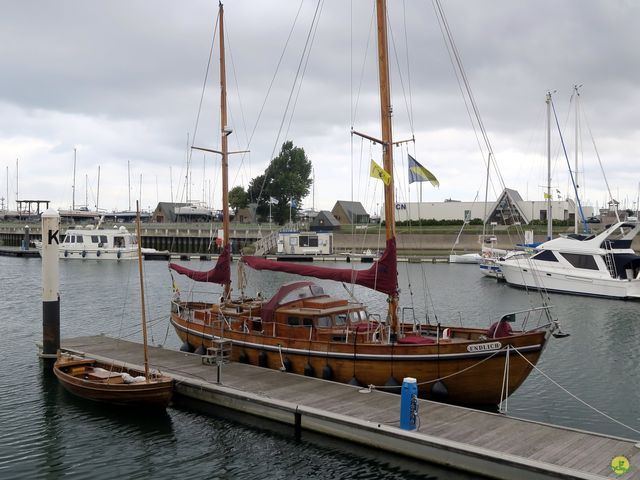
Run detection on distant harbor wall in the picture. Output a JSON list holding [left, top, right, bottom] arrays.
[[2, 223, 638, 255]]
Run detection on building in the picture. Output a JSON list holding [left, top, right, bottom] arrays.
[[383, 188, 593, 224], [310, 210, 341, 231], [331, 201, 370, 225], [277, 231, 333, 255]]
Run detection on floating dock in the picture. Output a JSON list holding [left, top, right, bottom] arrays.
[[60, 335, 639, 480]]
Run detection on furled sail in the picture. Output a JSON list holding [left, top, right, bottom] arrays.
[[169, 247, 230, 284], [242, 238, 397, 295]]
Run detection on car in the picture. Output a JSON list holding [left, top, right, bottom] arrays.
[[586, 216, 601, 223]]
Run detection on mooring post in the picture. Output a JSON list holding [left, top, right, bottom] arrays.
[[41, 209, 60, 359], [22, 225, 30, 251], [400, 377, 418, 431]]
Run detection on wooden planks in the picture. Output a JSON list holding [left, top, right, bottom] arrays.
[[61, 336, 639, 480]]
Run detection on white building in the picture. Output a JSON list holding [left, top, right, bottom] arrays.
[[384, 188, 594, 224]]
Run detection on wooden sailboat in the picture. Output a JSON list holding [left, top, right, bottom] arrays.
[[54, 201, 173, 408], [169, 1, 557, 406]]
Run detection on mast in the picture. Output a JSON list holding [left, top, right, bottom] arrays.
[[96, 166, 101, 211], [220, 1, 231, 298], [574, 85, 580, 234], [135, 200, 150, 382], [127, 160, 131, 211], [546, 92, 552, 241], [72, 149, 76, 211], [375, 0, 398, 334]]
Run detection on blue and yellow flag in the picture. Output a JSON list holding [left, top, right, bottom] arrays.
[[408, 154, 439, 187], [370, 159, 391, 185]]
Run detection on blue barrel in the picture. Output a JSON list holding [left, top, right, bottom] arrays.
[[400, 377, 418, 430]]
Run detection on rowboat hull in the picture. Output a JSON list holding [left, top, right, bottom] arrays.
[[53, 354, 173, 409]]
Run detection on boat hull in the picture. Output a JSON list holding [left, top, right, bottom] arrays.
[[499, 262, 640, 299], [170, 312, 548, 406], [54, 356, 173, 408]]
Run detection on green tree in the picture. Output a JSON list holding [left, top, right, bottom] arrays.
[[248, 141, 312, 224], [228, 186, 248, 215]]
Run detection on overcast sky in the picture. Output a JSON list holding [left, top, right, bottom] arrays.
[[2, 0, 639, 216]]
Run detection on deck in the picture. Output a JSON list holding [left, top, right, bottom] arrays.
[[60, 335, 639, 480]]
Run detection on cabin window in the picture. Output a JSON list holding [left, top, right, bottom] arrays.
[[302, 318, 313, 327], [316, 316, 331, 328], [100, 235, 108, 244], [287, 316, 300, 326], [310, 285, 325, 296], [299, 235, 319, 247], [63, 235, 71, 243], [532, 250, 558, 262], [114, 236, 125, 248], [91, 235, 99, 243], [75, 235, 84, 243], [335, 314, 348, 326], [560, 253, 598, 270], [349, 311, 361, 323]]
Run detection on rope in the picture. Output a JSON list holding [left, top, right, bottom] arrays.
[[511, 347, 640, 437]]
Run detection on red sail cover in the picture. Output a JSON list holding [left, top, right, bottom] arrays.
[[169, 247, 231, 284], [242, 238, 397, 295]]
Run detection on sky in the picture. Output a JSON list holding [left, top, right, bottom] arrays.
[[1, 0, 639, 217]]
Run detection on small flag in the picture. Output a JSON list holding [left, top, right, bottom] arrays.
[[269, 197, 278, 204], [408, 154, 439, 187], [543, 192, 552, 199], [370, 159, 391, 185], [289, 198, 297, 208]]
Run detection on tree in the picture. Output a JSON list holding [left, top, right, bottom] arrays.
[[248, 141, 312, 224], [228, 186, 248, 215]]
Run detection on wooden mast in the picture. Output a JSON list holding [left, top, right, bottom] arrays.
[[219, 1, 231, 299], [135, 200, 150, 382], [375, 0, 398, 335]]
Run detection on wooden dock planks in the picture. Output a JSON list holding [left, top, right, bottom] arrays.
[[60, 335, 639, 480]]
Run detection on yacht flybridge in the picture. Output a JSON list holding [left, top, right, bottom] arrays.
[[498, 221, 640, 299]]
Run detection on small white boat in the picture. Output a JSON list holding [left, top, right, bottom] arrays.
[[36, 224, 155, 260], [449, 252, 481, 264]]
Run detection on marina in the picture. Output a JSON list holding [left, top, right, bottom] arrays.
[[3, 1, 640, 479]]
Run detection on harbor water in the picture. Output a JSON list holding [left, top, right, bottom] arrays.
[[1, 255, 638, 479]]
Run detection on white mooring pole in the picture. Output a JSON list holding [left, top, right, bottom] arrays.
[[41, 208, 60, 359]]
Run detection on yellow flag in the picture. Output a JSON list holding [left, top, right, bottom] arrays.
[[543, 192, 552, 199], [370, 159, 391, 185]]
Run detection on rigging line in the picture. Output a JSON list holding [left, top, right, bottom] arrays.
[[244, 0, 304, 203], [189, 12, 220, 185], [387, 10, 413, 134], [256, 0, 323, 204], [284, 0, 325, 141], [550, 96, 589, 231], [432, 0, 507, 191], [352, 6, 376, 128], [402, 0, 415, 133], [581, 98, 619, 213], [511, 347, 640, 437]]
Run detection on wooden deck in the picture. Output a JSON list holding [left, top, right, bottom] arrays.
[[60, 335, 639, 480]]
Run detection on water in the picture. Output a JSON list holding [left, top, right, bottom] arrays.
[[1, 256, 639, 479]]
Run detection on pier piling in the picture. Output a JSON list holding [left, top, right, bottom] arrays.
[[40, 209, 60, 359]]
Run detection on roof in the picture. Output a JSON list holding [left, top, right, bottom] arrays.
[[311, 210, 341, 227]]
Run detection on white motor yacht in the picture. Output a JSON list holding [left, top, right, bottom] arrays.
[[497, 221, 640, 299]]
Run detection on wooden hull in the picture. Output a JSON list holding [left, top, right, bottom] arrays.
[[54, 355, 173, 409], [170, 312, 549, 406]]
